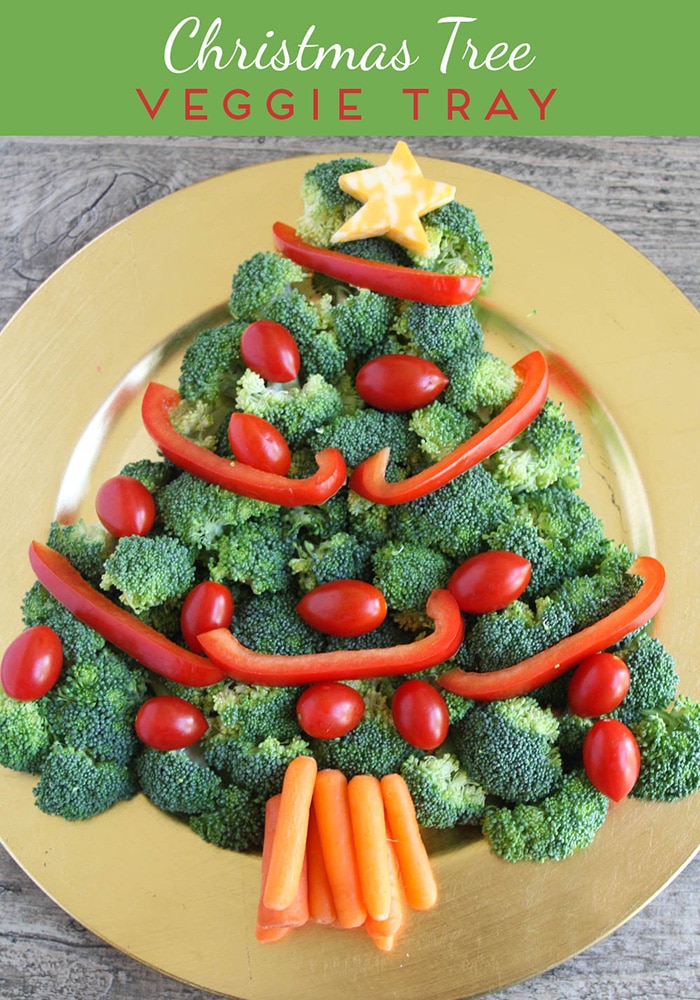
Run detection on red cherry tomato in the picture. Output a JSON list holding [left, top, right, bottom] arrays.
[[583, 718, 640, 801], [447, 550, 532, 614], [227, 412, 292, 475], [95, 475, 156, 537], [1, 625, 64, 701], [567, 652, 631, 717], [135, 695, 209, 750], [296, 579, 387, 637], [296, 682, 365, 739], [180, 581, 234, 653], [391, 679, 449, 751], [355, 354, 449, 412], [240, 320, 301, 383]]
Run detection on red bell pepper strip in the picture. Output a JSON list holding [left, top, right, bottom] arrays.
[[349, 350, 549, 505], [437, 555, 666, 701], [272, 222, 483, 306], [28, 541, 226, 687], [197, 588, 464, 685], [141, 382, 346, 507]]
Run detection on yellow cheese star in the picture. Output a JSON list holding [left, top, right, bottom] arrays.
[[330, 141, 456, 256]]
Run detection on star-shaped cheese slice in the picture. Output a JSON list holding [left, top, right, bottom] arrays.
[[330, 141, 456, 256]]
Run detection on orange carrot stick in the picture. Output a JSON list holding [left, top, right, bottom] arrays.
[[380, 773, 438, 911], [263, 755, 317, 911], [255, 924, 292, 944], [365, 838, 406, 944], [306, 805, 337, 925], [312, 769, 367, 928], [258, 795, 309, 930], [348, 775, 392, 922]]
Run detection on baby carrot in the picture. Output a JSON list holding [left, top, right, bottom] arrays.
[[348, 775, 392, 922], [365, 838, 406, 951], [306, 804, 337, 925], [255, 924, 292, 944], [263, 755, 317, 911], [380, 773, 438, 911], [258, 795, 309, 930], [312, 769, 367, 928]]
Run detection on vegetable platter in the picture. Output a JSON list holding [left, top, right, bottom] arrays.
[[0, 151, 699, 1000]]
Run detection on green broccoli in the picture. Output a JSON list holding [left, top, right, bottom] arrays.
[[295, 156, 376, 247], [47, 519, 111, 587], [190, 786, 266, 852], [346, 490, 391, 547], [169, 396, 225, 451], [232, 591, 322, 656], [481, 770, 609, 862], [39, 649, 149, 765], [22, 582, 106, 663], [392, 300, 484, 368], [0, 690, 51, 773], [310, 679, 415, 779], [260, 287, 348, 385], [487, 399, 584, 493], [372, 541, 451, 613], [611, 632, 680, 725], [235, 368, 343, 449], [100, 534, 196, 613], [630, 697, 700, 801], [408, 200, 494, 281], [119, 458, 178, 496], [136, 747, 224, 815], [331, 288, 398, 364], [313, 408, 420, 478], [228, 251, 306, 322], [443, 349, 519, 415], [203, 734, 313, 800], [34, 744, 137, 820], [211, 683, 304, 743], [208, 517, 297, 595], [409, 400, 478, 462], [453, 697, 562, 804], [290, 531, 374, 592], [178, 319, 247, 403], [400, 752, 486, 828]]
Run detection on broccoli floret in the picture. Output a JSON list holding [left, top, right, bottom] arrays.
[[314, 408, 420, 478], [630, 697, 700, 801], [400, 752, 486, 828], [47, 520, 111, 587], [296, 156, 375, 247], [178, 320, 247, 403], [488, 399, 584, 493], [203, 734, 312, 800], [372, 542, 451, 613], [408, 200, 494, 281], [331, 288, 397, 364], [120, 458, 178, 496], [443, 350, 519, 415], [310, 679, 414, 779], [261, 288, 348, 385], [169, 396, 225, 451], [39, 649, 149, 765], [0, 690, 51, 773], [208, 517, 297, 595], [346, 490, 391, 547], [390, 465, 515, 561], [101, 534, 196, 613], [190, 786, 266, 852], [290, 531, 373, 592], [136, 747, 223, 815], [487, 485, 610, 598], [611, 633, 680, 725], [157, 472, 278, 551], [34, 744, 137, 820], [235, 369, 343, 449], [409, 400, 478, 462], [233, 591, 322, 656], [22, 582, 106, 663], [556, 712, 593, 768], [453, 697, 562, 804], [211, 683, 303, 743], [228, 251, 306, 322], [481, 770, 609, 862], [392, 301, 484, 368]]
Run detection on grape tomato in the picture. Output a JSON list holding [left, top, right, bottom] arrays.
[[1, 625, 64, 701], [240, 319, 300, 383], [583, 718, 640, 801], [296, 579, 387, 637], [567, 652, 630, 717], [355, 354, 449, 412], [228, 412, 292, 475], [181, 581, 234, 653], [296, 682, 365, 739], [135, 695, 209, 750], [447, 550, 531, 614], [95, 475, 156, 538], [391, 679, 449, 751]]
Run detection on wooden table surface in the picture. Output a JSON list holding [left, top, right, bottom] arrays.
[[1, 136, 698, 1000]]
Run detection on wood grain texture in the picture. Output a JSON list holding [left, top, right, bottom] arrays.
[[1, 136, 698, 1000]]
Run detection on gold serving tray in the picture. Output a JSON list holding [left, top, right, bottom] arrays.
[[1, 154, 699, 999]]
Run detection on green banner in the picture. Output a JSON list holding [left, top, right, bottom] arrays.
[[2, 2, 698, 135]]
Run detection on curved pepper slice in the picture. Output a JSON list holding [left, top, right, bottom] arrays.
[[28, 541, 225, 687], [349, 350, 549, 505], [437, 555, 666, 701], [197, 588, 464, 685], [141, 382, 346, 507], [272, 222, 483, 306]]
